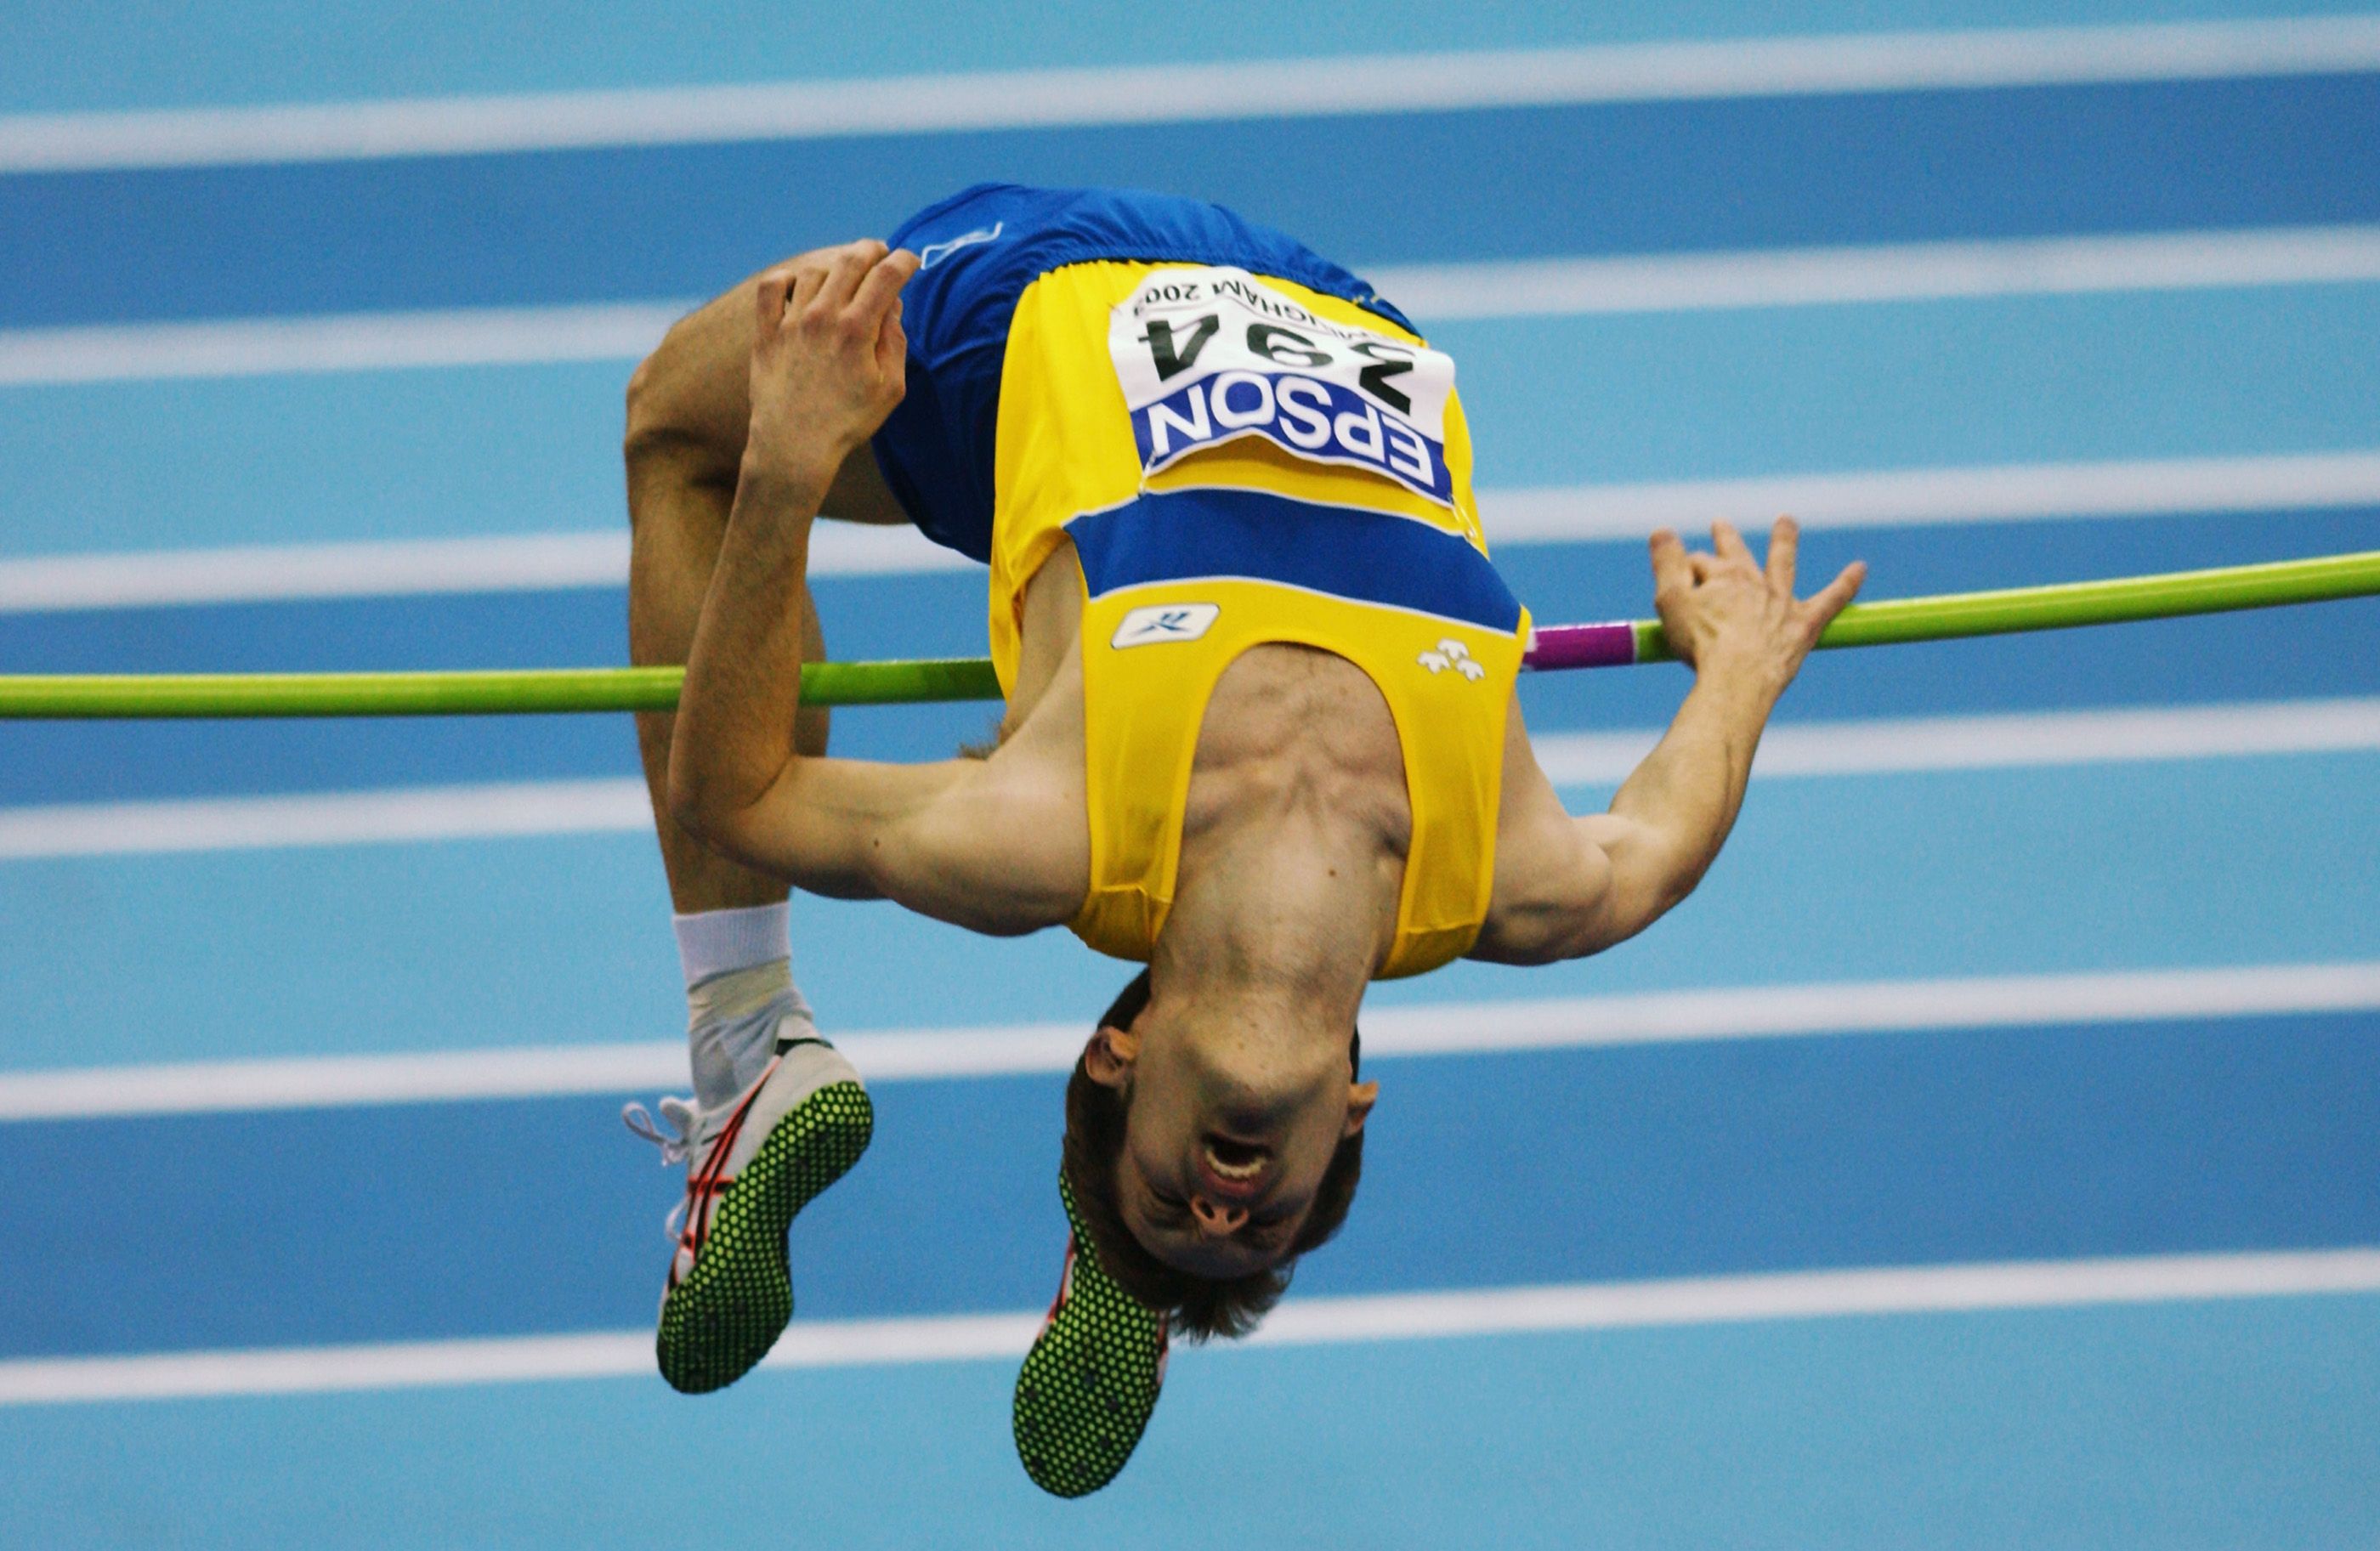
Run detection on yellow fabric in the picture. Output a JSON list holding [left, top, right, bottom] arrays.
[[989, 261, 1526, 979]]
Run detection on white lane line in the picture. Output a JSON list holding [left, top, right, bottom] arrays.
[[0, 300, 688, 385], [1380, 224, 2380, 320], [1482, 450, 2380, 545], [3, 17, 2376, 172], [1530, 696, 2380, 785], [0, 533, 643, 607], [2, 959, 2373, 1122], [6, 1246, 2375, 1405], [2, 698, 2369, 864], [6, 450, 2378, 612], [1357, 961, 2380, 1061], [0, 778, 654, 858], [9, 226, 2379, 386], [1248, 1248, 2380, 1349], [0, 523, 963, 612]]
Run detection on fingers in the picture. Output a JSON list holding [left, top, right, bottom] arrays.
[[850, 250, 915, 392], [1652, 526, 1738, 592], [752, 267, 796, 332], [778, 243, 914, 378], [873, 296, 908, 382], [819, 239, 891, 312], [789, 256, 833, 314], [1805, 559, 1867, 625], [1648, 528, 1691, 595], [1710, 519, 1754, 567], [1765, 515, 1799, 592], [850, 246, 919, 331], [777, 239, 881, 320]]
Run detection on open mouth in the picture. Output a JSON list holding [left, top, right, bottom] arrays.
[[1198, 1135, 1272, 1199]]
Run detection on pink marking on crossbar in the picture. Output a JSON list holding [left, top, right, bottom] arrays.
[[1523, 622, 1639, 671]]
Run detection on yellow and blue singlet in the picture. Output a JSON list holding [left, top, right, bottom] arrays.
[[874, 186, 1528, 977]]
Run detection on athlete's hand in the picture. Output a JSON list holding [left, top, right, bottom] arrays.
[[1647, 518, 1865, 699], [741, 240, 920, 495]]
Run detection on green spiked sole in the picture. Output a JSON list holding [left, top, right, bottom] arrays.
[[656, 1080, 873, 1395], [1012, 1169, 1170, 1497]]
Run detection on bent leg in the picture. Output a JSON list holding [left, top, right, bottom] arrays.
[[627, 450, 808, 915], [625, 267, 906, 912], [615, 262, 904, 1395], [623, 399, 899, 913]]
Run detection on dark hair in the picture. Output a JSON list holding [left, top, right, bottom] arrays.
[[1060, 970, 1365, 1341]]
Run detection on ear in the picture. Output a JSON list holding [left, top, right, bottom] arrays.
[[1342, 1079, 1379, 1139], [1083, 1025, 1138, 1091]]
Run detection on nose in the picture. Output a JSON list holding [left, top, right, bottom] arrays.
[[1188, 1196, 1248, 1237]]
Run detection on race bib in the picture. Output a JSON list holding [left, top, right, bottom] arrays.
[[1107, 267, 1456, 507]]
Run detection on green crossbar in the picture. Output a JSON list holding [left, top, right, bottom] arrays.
[[0, 549, 2372, 719], [1634, 547, 2380, 662]]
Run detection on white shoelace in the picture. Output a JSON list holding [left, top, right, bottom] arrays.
[[622, 1048, 800, 1248], [623, 1095, 718, 1243], [621, 1095, 704, 1165]]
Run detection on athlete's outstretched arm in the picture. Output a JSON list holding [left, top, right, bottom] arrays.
[[1474, 518, 1864, 964]]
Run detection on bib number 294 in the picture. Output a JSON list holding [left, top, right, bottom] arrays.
[[1107, 268, 1457, 507]]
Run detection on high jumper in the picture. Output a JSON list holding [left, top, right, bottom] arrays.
[[621, 182, 1862, 1496]]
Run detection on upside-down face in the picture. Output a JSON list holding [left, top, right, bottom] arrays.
[[1085, 1004, 1375, 1277]]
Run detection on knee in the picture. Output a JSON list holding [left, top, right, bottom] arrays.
[[622, 307, 719, 466], [623, 358, 728, 538], [622, 348, 678, 473]]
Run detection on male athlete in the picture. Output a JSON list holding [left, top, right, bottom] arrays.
[[620, 184, 1862, 1496]]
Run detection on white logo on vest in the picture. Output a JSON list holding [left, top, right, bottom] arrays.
[[1111, 603, 1222, 648], [1417, 639, 1486, 680]]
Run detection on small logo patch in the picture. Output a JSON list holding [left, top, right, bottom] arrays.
[[915, 222, 1004, 269], [1111, 603, 1221, 648], [1418, 638, 1487, 681]]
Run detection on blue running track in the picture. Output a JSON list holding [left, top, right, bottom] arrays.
[[2, 3, 2376, 1545]]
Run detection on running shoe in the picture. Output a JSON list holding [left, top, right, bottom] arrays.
[[623, 1037, 872, 1394], [1012, 1166, 1170, 1497]]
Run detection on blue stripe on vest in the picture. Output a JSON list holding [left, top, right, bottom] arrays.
[[1067, 487, 1523, 634]]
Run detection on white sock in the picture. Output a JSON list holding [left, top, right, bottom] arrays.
[[673, 903, 791, 986], [673, 905, 815, 1111]]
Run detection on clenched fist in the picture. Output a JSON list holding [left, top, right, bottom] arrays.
[[742, 239, 921, 495]]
